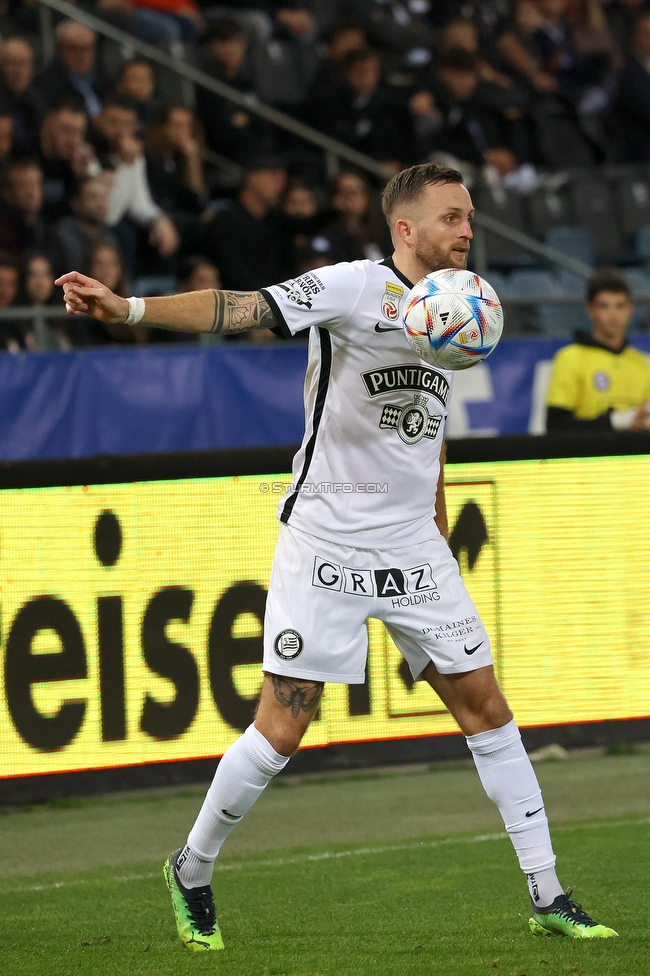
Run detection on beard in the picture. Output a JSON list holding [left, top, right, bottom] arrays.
[[414, 237, 469, 273]]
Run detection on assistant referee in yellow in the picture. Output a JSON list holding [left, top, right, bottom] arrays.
[[546, 267, 650, 432]]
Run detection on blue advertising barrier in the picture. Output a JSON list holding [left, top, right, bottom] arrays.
[[1, 336, 649, 460]]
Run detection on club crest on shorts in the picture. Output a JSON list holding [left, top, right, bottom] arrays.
[[379, 393, 442, 445], [274, 629, 304, 660]]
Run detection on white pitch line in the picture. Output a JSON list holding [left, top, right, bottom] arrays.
[[5, 816, 649, 896]]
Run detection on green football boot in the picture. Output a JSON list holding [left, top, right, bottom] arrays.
[[529, 890, 618, 939], [163, 849, 225, 952]]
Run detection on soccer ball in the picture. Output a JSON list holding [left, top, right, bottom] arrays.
[[402, 269, 503, 371]]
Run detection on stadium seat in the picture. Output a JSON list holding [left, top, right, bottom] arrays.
[[537, 301, 590, 337], [160, 42, 195, 106], [508, 270, 562, 297], [545, 226, 594, 269], [483, 269, 508, 296], [527, 184, 573, 239], [133, 275, 178, 297], [568, 175, 625, 262], [505, 270, 579, 335], [613, 167, 650, 238], [635, 224, 650, 262], [623, 267, 650, 297], [475, 182, 535, 267]]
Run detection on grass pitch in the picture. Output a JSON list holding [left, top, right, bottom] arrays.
[[2, 751, 649, 976]]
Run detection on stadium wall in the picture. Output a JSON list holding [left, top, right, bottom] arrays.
[[1, 434, 649, 804], [3, 337, 650, 459]]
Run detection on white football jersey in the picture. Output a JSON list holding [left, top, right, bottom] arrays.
[[261, 258, 453, 548]]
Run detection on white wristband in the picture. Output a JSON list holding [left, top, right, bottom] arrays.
[[125, 296, 146, 326], [610, 407, 637, 431]]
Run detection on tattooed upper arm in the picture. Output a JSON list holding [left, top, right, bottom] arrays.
[[210, 290, 278, 335]]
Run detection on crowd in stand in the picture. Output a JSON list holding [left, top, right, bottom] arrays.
[[2, 0, 650, 349]]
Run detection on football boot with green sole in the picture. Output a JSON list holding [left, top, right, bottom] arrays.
[[163, 849, 225, 952], [529, 891, 618, 939]]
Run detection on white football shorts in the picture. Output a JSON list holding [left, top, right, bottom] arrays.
[[263, 523, 493, 684]]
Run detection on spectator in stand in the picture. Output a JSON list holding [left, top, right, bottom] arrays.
[[196, 18, 275, 163], [605, 0, 650, 50], [305, 19, 366, 104], [311, 47, 406, 169], [326, 168, 390, 261], [129, 0, 205, 42], [426, 49, 521, 176], [282, 177, 320, 223], [81, 0, 196, 46], [40, 103, 101, 222], [342, 0, 436, 68], [35, 21, 108, 118], [50, 172, 121, 274], [613, 9, 650, 160], [19, 250, 70, 351], [546, 268, 650, 431], [0, 250, 23, 352], [83, 240, 148, 343], [497, 0, 559, 93], [438, 18, 514, 88], [281, 176, 336, 267], [496, 0, 602, 167], [204, 155, 290, 291], [273, 4, 325, 41], [0, 37, 47, 155], [565, 0, 623, 114], [498, 0, 620, 110], [0, 158, 48, 253], [91, 94, 180, 270], [115, 60, 160, 131], [0, 109, 13, 165], [177, 254, 221, 292], [144, 104, 206, 235]]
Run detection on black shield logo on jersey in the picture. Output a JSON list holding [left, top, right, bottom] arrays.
[[379, 394, 442, 445], [274, 629, 304, 660]]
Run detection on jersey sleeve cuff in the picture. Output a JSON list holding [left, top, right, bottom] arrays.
[[260, 288, 292, 340]]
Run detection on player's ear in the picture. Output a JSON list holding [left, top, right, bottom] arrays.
[[394, 217, 414, 248]]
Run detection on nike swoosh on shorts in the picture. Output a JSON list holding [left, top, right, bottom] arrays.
[[464, 642, 484, 655]]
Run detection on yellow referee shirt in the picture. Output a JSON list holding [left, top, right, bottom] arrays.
[[546, 332, 650, 421]]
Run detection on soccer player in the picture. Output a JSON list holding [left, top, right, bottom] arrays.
[[57, 162, 617, 950], [546, 267, 650, 432]]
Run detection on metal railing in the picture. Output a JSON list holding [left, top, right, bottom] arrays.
[[4, 298, 650, 347], [35, 0, 596, 279]]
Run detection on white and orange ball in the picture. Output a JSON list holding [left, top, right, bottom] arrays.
[[403, 268, 503, 370]]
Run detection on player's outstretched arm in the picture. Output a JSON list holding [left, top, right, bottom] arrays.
[[54, 272, 278, 336]]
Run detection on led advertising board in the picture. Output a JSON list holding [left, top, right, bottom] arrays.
[[1, 454, 649, 789]]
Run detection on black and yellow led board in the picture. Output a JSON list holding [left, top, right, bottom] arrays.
[[1, 438, 649, 796]]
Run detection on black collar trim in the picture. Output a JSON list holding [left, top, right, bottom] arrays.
[[381, 256, 414, 289], [574, 329, 627, 355]]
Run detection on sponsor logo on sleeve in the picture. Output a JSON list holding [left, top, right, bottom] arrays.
[[276, 272, 325, 310], [381, 281, 404, 321]]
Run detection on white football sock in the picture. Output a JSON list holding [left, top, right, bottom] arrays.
[[525, 865, 565, 910], [466, 720, 563, 907], [178, 724, 290, 889]]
